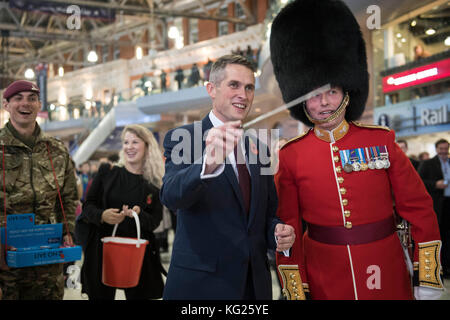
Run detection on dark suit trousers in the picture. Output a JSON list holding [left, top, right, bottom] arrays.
[[442, 197, 450, 271], [243, 263, 256, 300]]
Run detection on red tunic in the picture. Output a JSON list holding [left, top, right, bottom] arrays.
[[275, 121, 441, 300]]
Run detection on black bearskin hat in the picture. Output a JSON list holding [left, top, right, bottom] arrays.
[[270, 0, 369, 126]]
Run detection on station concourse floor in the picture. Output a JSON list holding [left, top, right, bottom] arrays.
[[63, 229, 450, 300]]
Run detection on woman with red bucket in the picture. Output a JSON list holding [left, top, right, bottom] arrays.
[[78, 124, 165, 300]]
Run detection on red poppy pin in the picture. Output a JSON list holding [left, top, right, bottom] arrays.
[[60, 252, 65, 259], [250, 140, 258, 155], [146, 194, 153, 205]]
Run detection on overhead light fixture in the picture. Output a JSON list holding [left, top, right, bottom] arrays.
[[411, 20, 417, 27], [58, 66, 64, 77], [445, 36, 450, 46], [175, 37, 184, 49], [85, 87, 93, 100], [425, 28, 436, 35], [168, 26, 180, 39], [396, 33, 402, 38], [24, 68, 35, 79], [136, 46, 143, 60], [280, 0, 288, 4], [87, 50, 98, 62], [58, 90, 67, 105], [401, 38, 407, 43]]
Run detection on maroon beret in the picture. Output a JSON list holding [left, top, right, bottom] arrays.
[[3, 80, 40, 100]]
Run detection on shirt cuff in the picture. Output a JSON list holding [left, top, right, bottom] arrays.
[[200, 153, 225, 179], [274, 234, 291, 257]]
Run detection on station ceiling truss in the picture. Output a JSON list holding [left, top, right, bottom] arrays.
[[0, 0, 255, 82]]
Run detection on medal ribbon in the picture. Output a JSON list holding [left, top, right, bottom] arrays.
[[366, 147, 373, 162], [371, 146, 378, 159], [379, 145, 388, 158], [349, 149, 358, 163], [340, 150, 349, 167], [358, 148, 366, 163]]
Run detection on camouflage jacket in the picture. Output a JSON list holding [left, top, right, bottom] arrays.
[[0, 123, 77, 234]]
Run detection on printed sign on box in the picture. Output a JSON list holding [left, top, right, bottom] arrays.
[[0, 214, 81, 268]]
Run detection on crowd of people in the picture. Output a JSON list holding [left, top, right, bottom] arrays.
[[0, 0, 449, 301], [159, 46, 259, 93]]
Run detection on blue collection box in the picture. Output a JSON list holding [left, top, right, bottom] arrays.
[[1, 214, 82, 268]]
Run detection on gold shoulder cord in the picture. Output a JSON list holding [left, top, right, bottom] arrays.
[[351, 121, 390, 131], [278, 265, 307, 300]]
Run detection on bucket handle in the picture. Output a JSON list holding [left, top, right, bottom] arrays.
[[111, 211, 142, 248]]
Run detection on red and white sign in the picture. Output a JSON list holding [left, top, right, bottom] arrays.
[[382, 57, 450, 93]]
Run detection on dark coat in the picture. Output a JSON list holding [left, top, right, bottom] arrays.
[[419, 156, 448, 225], [160, 115, 280, 300], [78, 164, 164, 299]]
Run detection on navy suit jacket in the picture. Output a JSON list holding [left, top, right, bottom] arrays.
[[161, 115, 280, 300], [419, 155, 449, 225]]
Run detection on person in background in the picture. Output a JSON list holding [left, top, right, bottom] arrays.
[[79, 124, 165, 300], [203, 59, 213, 82], [418, 139, 450, 278], [397, 139, 420, 170], [419, 151, 430, 162], [0, 80, 78, 299], [79, 161, 91, 202], [414, 44, 431, 61], [90, 162, 98, 178], [175, 67, 185, 90], [160, 70, 167, 92], [153, 206, 172, 253], [107, 153, 119, 165], [188, 63, 201, 87]]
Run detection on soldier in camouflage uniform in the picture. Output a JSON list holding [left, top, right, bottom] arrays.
[[0, 80, 78, 299]]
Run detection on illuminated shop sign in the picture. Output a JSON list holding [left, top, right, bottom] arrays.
[[373, 93, 450, 137], [382, 58, 450, 93]]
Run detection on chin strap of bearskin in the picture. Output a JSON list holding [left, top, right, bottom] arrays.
[[303, 92, 350, 125]]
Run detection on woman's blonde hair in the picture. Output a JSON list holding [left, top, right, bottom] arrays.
[[118, 124, 164, 188]]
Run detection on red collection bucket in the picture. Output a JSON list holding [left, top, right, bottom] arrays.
[[101, 211, 148, 288]]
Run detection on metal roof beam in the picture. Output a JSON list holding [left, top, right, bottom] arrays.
[[24, 0, 251, 24]]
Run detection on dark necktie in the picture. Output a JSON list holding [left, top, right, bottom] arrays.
[[234, 144, 251, 215]]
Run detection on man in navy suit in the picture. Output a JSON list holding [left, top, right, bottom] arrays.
[[161, 55, 295, 300]]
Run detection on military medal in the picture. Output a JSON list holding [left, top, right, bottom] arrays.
[[349, 149, 361, 172], [352, 162, 361, 171], [379, 146, 390, 169], [358, 148, 368, 171], [370, 146, 383, 169], [340, 150, 353, 173], [360, 162, 369, 171], [366, 147, 376, 169], [344, 163, 353, 173], [374, 146, 388, 169]]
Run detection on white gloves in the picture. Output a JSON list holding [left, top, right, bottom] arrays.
[[414, 286, 444, 300]]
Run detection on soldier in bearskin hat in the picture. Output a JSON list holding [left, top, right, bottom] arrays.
[[271, 0, 443, 300]]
